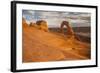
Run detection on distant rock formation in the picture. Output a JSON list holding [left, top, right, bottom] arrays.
[[36, 20, 48, 32], [29, 22, 37, 27], [22, 18, 28, 28]]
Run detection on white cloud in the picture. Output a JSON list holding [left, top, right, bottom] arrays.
[[22, 10, 91, 27]]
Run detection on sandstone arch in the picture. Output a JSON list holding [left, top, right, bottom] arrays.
[[60, 21, 74, 36]]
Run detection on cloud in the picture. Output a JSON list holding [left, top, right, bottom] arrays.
[[22, 10, 91, 27]]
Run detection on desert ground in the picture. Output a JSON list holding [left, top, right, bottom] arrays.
[[22, 18, 91, 63]]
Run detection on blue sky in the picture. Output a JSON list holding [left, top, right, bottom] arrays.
[[22, 10, 91, 27]]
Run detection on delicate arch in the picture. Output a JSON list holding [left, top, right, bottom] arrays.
[[60, 21, 74, 36]]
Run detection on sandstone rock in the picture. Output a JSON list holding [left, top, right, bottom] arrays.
[[22, 18, 28, 28], [60, 21, 74, 36], [36, 20, 48, 32], [29, 22, 37, 27]]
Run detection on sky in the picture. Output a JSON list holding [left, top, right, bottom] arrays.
[[22, 10, 91, 27]]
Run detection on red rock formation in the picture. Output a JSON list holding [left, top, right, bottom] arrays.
[[29, 22, 37, 27], [60, 21, 74, 36], [36, 20, 48, 32], [22, 18, 28, 28]]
